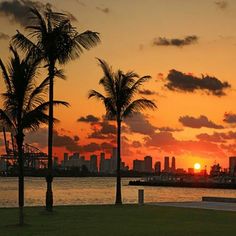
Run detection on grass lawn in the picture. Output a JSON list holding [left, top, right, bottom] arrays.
[[0, 205, 235, 236]]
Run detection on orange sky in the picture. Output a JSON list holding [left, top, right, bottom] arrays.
[[1, 0, 236, 171]]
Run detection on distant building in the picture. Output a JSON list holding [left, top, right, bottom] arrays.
[[105, 159, 112, 173], [99, 152, 105, 172], [188, 168, 194, 175], [111, 147, 117, 172], [90, 155, 98, 173], [229, 156, 236, 176], [144, 156, 152, 173], [64, 153, 69, 162], [175, 168, 186, 174], [0, 159, 7, 172], [210, 163, 221, 177], [133, 159, 144, 172], [164, 156, 169, 172], [171, 156, 176, 172], [53, 157, 59, 169], [154, 161, 161, 175]]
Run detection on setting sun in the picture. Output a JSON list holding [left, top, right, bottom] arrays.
[[194, 163, 201, 170]]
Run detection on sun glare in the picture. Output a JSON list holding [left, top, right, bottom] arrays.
[[194, 163, 201, 170]]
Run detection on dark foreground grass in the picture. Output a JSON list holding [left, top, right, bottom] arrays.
[[0, 205, 235, 236]]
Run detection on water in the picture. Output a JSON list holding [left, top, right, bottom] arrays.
[[0, 177, 236, 207]]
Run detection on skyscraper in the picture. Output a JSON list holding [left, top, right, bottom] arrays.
[[229, 156, 236, 176], [90, 155, 98, 173], [171, 156, 176, 172], [111, 147, 117, 172], [144, 156, 152, 173], [154, 161, 161, 175], [99, 152, 105, 173], [133, 159, 144, 172], [64, 153, 68, 162], [164, 156, 169, 172]]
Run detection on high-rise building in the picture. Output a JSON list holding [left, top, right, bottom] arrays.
[[171, 156, 176, 172], [99, 152, 105, 172], [103, 159, 112, 173], [144, 156, 152, 172], [53, 157, 59, 169], [111, 147, 117, 172], [0, 159, 7, 172], [188, 168, 194, 174], [90, 155, 98, 173], [64, 153, 69, 162], [164, 156, 169, 172], [133, 159, 144, 172], [229, 156, 236, 176], [73, 153, 79, 159], [154, 161, 161, 175]]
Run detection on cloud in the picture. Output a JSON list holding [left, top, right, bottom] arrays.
[[88, 120, 116, 140], [100, 142, 114, 150], [124, 112, 157, 136], [197, 131, 236, 143], [223, 112, 236, 123], [62, 10, 77, 22], [53, 130, 80, 152], [0, 32, 10, 40], [138, 89, 156, 96], [0, 0, 47, 26], [153, 35, 198, 47], [132, 141, 142, 148], [196, 132, 225, 143], [77, 115, 100, 123], [25, 127, 113, 153], [144, 131, 226, 158], [165, 69, 230, 96], [145, 132, 176, 147], [76, 0, 86, 7], [25, 128, 80, 151], [0, 0, 77, 26], [158, 127, 183, 132], [215, 1, 228, 10], [96, 7, 110, 14], [179, 115, 224, 129]]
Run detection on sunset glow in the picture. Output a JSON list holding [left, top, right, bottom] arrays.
[[194, 163, 201, 171]]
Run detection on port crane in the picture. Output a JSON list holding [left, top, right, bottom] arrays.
[[0, 126, 48, 169]]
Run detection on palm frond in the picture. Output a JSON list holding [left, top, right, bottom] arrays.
[[97, 58, 115, 97], [130, 75, 152, 92], [0, 109, 15, 132], [122, 98, 157, 118], [88, 90, 106, 101], [75, 31, 100, 50], [11, 31, 39, 55], [0, 58, 12, 92]]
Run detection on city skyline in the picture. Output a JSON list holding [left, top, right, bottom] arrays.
[[1, 0, 236, 170]]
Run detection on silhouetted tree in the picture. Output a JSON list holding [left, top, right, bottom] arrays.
[[12, 7, 100, 211], [0, 47, 68, 225], [88, 59, 157, 204]]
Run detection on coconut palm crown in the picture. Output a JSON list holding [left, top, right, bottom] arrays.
[[88, 59, 157, 204]]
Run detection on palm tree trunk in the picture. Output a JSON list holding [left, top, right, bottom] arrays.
[[16, 132, 24, 226], [46, 62, 54, 211], [115, 119, 122, 204]]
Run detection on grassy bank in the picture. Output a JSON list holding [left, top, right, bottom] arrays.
[[0, 205, 235, 236]]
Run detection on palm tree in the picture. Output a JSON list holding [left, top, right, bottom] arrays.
[[0, 46, 68, 225], [88, 59, 157, 204], [11, 7, 100, 211]]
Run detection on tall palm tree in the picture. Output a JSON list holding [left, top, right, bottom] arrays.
[[11, 7, 100, 211], [0, 47, 68, 225], [88, 59, 157, 204]]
